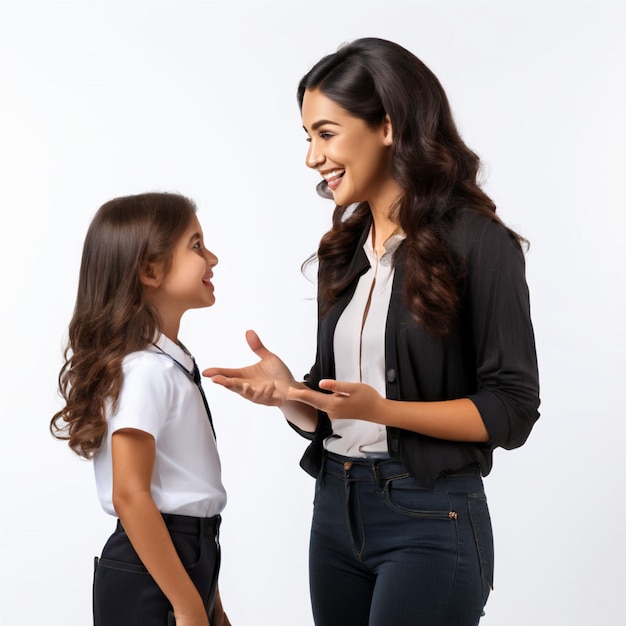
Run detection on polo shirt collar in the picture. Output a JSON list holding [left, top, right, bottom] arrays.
[[151, 333, 195, 371]]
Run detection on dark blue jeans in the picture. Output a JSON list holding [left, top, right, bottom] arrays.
[[309, 453, 493, 626], [92, 513, 221, 626]]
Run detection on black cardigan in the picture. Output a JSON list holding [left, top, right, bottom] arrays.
[[293, 208, 540, 488]]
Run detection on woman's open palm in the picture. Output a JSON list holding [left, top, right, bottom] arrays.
[[203, 330, 297, 407]]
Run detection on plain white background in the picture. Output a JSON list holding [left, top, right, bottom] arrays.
[[1, 1, 624, 624]]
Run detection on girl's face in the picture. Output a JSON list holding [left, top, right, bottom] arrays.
[[301, 88, 397, 210], [145, 215, 218, 337]]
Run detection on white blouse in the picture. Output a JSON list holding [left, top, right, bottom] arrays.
[[324, 227, 406, 458]]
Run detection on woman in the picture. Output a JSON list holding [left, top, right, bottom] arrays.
[[205, 37, 539, 626]]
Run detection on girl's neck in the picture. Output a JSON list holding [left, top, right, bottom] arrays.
[[143, 286, 182, 344], [158, 318, 180, 345]]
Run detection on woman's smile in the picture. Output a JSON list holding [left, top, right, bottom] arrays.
[[301, 88, 397, 209], [322, 168, 345, 190]]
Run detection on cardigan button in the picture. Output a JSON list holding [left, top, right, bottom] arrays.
[[386, 368, 396, 383]]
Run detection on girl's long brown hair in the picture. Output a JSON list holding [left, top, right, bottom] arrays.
[[298, 38, 524, 336], [50, 192, 196, 458]]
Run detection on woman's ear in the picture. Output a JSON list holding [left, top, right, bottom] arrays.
[[139, 262, 164, 288], [382, 114, 393, 146]]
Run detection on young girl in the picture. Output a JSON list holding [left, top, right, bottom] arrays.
[[51, 192, 230, 626], [205, 38, 539, 625]]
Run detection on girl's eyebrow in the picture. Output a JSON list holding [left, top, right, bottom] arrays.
[[189, 232, 202, 243], [303, 119, 342, 132]]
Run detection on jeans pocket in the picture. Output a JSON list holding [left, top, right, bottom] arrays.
[[468, 493, 495, 591], [383, 475, 458, 520]]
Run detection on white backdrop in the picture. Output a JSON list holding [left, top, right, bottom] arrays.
[[1, 1, 624, 624]]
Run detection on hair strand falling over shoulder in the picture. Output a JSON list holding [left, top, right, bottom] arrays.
[[50, 192, 197, 458], [298, 37, 525, 335]]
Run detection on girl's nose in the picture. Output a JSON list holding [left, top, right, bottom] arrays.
[[205, 248, 218, 266]]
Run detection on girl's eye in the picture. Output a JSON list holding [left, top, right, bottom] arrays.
[[192, 242, 201, 250]]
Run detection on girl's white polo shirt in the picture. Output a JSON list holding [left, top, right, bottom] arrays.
[[94, 334, 226, 518]]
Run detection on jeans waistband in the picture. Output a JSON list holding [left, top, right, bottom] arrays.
[[322, 451, 480, 483], [116, 513, 221, 536], [323, 451, 411, 481]]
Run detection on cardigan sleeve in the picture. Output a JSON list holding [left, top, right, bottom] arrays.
[[460, 215, 540, 450]]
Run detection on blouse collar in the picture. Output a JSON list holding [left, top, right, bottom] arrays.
[[363, 225, 406, 266]]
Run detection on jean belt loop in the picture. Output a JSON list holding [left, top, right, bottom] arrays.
[[373, 461, 382, 493]]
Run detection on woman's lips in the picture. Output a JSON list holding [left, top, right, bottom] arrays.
[[323, 169, 345, 190]]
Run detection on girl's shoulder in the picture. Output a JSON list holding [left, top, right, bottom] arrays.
[[123, 346, 169, 370], [120, 347, 180, 390], [112, 347, 187, 420], [109, 348, 180, 431]]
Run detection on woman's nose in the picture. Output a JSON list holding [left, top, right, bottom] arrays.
[[306, 142, 324, 169]]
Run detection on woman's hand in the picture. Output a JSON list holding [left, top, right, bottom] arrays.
[[288, 379, 385, 422], [292, 380, 489, 441], [203, 330, 299, 407]]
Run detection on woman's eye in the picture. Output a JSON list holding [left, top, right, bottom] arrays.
[[319, 132, 333, 140]]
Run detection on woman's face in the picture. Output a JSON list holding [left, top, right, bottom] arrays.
[[301, 88, 396, 209]]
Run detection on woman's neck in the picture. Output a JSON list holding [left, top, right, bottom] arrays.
[[370, 209, 401, 257], [368, 180, 403, 255]]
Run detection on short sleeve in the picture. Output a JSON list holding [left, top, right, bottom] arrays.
[[108, 353, 173, 440]]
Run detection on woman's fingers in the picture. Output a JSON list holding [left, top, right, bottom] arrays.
[[287, 385, 347, 410], [245, 329, 272, 359], [288, 380, 379, 421], [209, 374, 246, 391], [203, 331, 273, 378], [202, 332, 292, 407], [287, 387, 321, 408], [209, 374, 282, 406], [318, 379, 352, 397], [202, 366, 241, 378]]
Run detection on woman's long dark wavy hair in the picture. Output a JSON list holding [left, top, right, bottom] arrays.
[[298, 37, 523, 336], [50, 192, 197, 458]]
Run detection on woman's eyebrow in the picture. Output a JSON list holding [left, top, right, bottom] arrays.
[[303, 119, 342, 132]]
